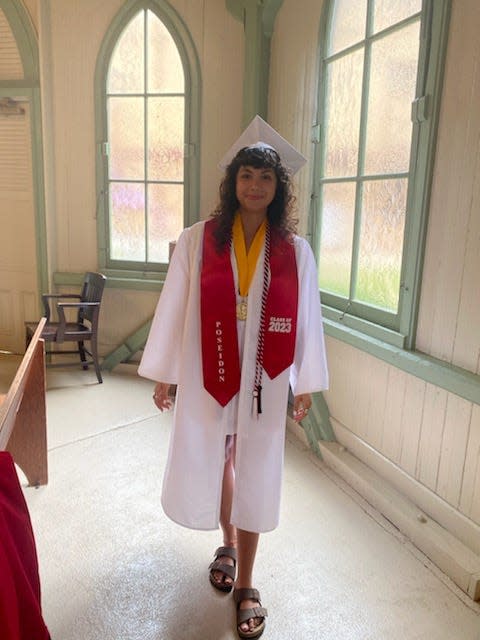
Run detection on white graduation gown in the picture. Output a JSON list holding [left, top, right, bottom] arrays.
[[138, 220, 328, 533]]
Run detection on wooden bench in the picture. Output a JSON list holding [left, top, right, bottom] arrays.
[[0, 318, 48, 486]]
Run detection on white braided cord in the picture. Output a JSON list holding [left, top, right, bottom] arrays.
[[253, 224, 271, 415]]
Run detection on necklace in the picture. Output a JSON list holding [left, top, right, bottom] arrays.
[[236, 296, 248, 321]]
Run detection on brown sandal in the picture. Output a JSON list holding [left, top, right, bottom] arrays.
[[208, 546, 237, 592], [234, 588, 268, 639]]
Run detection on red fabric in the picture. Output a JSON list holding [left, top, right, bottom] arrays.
[[0, 452, 50, 640], [201, 220, 298, 407], [262, 228, 298, 379], [201, 219, 241, 406]]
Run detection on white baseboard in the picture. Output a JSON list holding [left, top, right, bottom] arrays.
[[286, 415, 480, 601], [330, 418, 480, 557], [315, 437, 480, 601]]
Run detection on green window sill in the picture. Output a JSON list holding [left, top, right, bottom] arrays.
[[324, 316, 480, 406]]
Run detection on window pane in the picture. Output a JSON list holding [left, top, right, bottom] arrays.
[[108, 97, 144, 180], [319, 182, 356, 297], [148, 184, 184, 263], [356, 179, 406, 311], [148, 97, 184, 181], [329, 0, 367, 55], [373, 0, 422, 33], [324, 49, 363, 178], [364, 21, 420, 175], [147, 10, 184, 93], [110, 183, 145, 261], [107, 11, 144, 94]]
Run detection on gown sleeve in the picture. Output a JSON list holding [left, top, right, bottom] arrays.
[[138, 227, 192, 384], [289, 237, 329, 396]]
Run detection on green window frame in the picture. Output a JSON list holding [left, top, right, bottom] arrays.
[[95, 0, 200, 278], [312, 0, 450, 349]]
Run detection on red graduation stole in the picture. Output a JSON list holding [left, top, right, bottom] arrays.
[[201, 218, 298, 408]]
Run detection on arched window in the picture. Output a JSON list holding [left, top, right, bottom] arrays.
[[96, 1, 200, 273], [313, 0, 449, 348]]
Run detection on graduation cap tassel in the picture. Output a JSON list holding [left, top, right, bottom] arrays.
[[256, 385, 262, 415]]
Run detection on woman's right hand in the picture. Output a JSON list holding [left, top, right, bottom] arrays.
[[153, 382, 173, 411]]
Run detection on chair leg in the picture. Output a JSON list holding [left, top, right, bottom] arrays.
[[90, 337, 103, 384], [78, 341, 89, 370]]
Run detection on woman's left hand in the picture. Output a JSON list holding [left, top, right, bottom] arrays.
[[293, 393, 312, 422], [153, 382, 174, 412]]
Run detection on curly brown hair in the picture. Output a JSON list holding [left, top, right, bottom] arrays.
[[211, 145, 298, 249]]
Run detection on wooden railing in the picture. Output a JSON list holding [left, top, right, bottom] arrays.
[[0, 318, 48, 486]]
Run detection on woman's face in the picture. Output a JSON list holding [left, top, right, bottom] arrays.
[[235, 165, 277, 215]]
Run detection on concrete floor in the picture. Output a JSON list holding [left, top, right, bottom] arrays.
[[16, 365, 480, 640]]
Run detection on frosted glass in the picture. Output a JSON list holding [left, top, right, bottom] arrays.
[[108, 97, 144, 180], [364, 22, 420, 175], [110, 183, 145, 261], [324, 49, 363, 178], [373, 0, 422, 33], [108, 11, 144, 94], [148, 97, 184, 181], [148, 184, 184, 263], [147, 10, 184, 93], [356, 179, 406, 311], [318, 182, 356, 297], [329, 0, 367, 55]]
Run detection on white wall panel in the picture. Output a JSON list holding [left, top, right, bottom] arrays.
[[460, 404, 480, 523], [199, 0, 244, 217], [399, 375, 426, 477], [452, 135, 480, 375], [0, 290, 14, 338], [269, 0, 325, 235], [365, 358, 389, 451], [381, 367, 407, 464], [436, 394, 472, 507], [415, 385, 448, 491], [416, 0, 480, 373]]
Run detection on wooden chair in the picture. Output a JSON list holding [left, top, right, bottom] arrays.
[[25, 272, 106, 383]]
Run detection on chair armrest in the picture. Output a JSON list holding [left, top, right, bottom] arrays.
[[41, 293, 81, 321], [56, 301, 100, 309]]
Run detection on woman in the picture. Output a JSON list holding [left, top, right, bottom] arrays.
[[139, 117, 328, 639]]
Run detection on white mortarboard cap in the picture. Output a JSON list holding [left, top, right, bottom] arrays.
[[219, 115, 307, 175]]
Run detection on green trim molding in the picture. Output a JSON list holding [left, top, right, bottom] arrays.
[[226, 0, 283, 124], [53, 270, 165, 292], [299, 392, 336, 455], [102, 320, 152, 371], [325, 318, 480, 407]]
